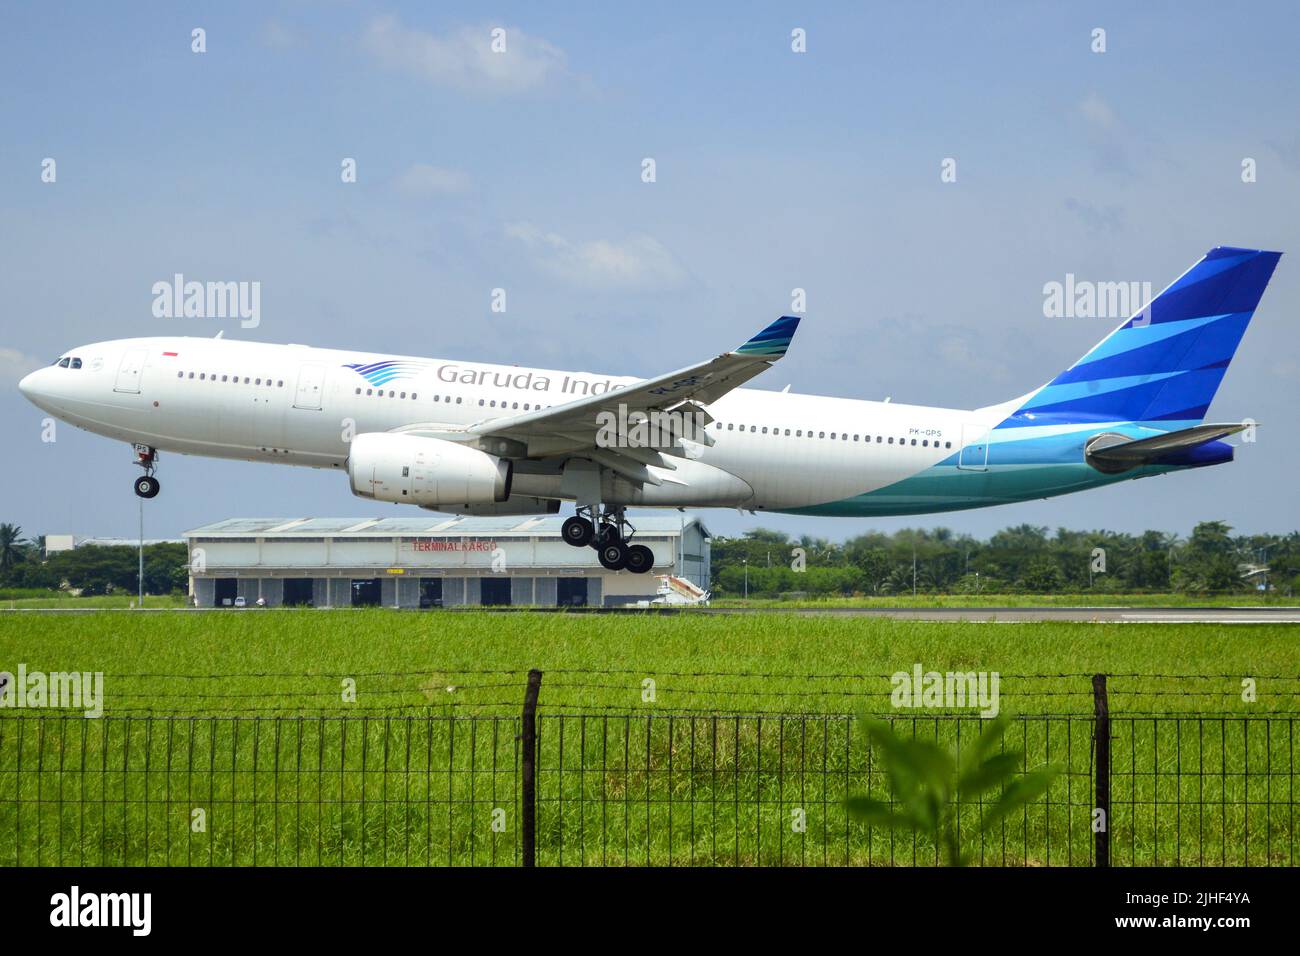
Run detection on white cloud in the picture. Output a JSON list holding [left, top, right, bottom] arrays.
[[259, 19, 305, 50], [0, 348, 43, 386], [395, 163, 471, 197], [1079, 92, 1117, 129], [505, 222, 688, 290], [362, 17, 566, 95], [1077, 92, 1133, 176]]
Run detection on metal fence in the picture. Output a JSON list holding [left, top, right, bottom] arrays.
[[0, 674, 1296, 866]]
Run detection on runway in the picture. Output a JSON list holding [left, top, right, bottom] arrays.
[[688, 606, 1300, 623]]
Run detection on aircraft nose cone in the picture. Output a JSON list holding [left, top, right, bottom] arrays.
[[18, 368, 52, 408]]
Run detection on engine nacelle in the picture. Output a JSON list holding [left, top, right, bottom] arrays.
[[422, 496, 561, 517], [348, 433, 511, 507]]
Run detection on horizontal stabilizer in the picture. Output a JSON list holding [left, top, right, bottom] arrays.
[[1085, 422, 1252, 472]]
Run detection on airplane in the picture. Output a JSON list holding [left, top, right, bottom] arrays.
[[18, 246, 1281, 575]]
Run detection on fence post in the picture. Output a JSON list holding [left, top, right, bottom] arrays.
[[521, 668, 543, 868], [1092, 673, 1110, 868]]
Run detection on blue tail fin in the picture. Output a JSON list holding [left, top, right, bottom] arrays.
[[1006, 247, 1281, 428]]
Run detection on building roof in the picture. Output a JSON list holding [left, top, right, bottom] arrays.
[[185, 515, 710, 539]]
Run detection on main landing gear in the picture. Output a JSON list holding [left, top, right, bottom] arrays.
[[561, 505, 654, 574], [132, 444, 161, 499]]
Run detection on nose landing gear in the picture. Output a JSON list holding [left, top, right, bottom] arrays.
[[132, 444, 161, 499], [563, 505, 654, 573]]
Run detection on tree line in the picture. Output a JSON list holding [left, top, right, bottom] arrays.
[[709, 521, 1296, 597], [2, 519, 1294, 601], [0, 524, 187, 597]]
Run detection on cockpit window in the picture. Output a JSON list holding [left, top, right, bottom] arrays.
[[58, 358, 70, 368], [70, 358, 82, 369]]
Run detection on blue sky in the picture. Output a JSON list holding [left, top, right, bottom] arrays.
[[2, 1, 1298, 542]]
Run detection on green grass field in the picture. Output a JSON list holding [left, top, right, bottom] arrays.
[[1, 610, 1296, 867], [0, 593, 189, 609], [1, 590, 1290, 610]]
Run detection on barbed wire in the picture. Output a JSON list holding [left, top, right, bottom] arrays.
[[93, 668, 1300, 681]]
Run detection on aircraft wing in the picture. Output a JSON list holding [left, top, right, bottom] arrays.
[[468, 316, 800, 476]]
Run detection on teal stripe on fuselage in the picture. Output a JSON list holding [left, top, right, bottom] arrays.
[[777, 424, 1192, 517], [780, 461, 1174, 517]]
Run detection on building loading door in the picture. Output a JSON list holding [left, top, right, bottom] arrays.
[[113, 348, 148, 393], [480, 578, 512, 606], [957, 423, 990, 471], [419, 578, 443, 608], [293, 364, 326, 410], [557, 578, 588, 607], [351, 578, 381, 606]]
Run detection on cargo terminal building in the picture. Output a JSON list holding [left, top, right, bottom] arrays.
[[184, 516, 710, 608]]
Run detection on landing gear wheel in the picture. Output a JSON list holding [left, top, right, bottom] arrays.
[[132, 444, 161, 499], [134, 475, 160, 499], [597, 541, 629, 571], [562, 515, 594, 548], [597, 523, 623, 546], [625, 544, 654, 575]]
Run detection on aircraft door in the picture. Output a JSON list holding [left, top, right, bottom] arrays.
[[113, 349, 148, 393], [293, 364, 326, 410]]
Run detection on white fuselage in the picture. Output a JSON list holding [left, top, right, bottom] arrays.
[[19, 336, 1026, 515]]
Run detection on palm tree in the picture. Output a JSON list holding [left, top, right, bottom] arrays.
[[0, 523, 27, 570]]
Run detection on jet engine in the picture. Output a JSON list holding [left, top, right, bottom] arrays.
[[422, 496, 561, 517], [348, 433, 511, 507]]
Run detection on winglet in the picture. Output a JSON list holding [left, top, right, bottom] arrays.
[[734, 315, 801, 358]]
